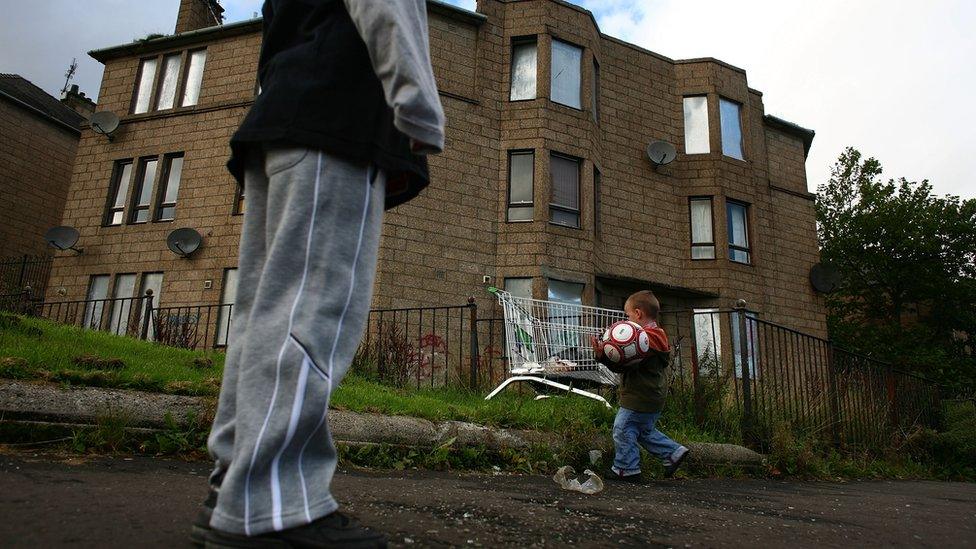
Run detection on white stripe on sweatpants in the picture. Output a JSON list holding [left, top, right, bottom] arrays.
[[243, 152, 325, 536], [296, 164, 374, 522]]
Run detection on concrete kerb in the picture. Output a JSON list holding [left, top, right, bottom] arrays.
[[0, 380, 764, 467]]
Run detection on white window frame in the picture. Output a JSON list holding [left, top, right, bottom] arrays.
[[510, 39, 537, 101], [550, 39, 582, 109], [720, 97, 744, 160], [683, 96, 710, 154]]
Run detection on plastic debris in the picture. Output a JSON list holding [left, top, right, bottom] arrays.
[[588, 450, 603, 465], [553, 465, 604, 495]]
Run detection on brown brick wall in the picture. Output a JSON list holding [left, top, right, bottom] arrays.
[[175, 0, 221, 34], [47, 0, 826, 338], [0, 99, 79, 258]]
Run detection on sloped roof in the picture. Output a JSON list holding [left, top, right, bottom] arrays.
[[0, 74, 85, 131]]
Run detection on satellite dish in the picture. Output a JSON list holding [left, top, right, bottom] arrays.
[[44, 226, 83, 254], [646, 140, 677, 166], [90, 111, 120, 141], [809, 263, 841, 293], [166, 228, 203, 258]]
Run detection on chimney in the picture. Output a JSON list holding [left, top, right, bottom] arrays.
[[175, 0, 224, 34], [61, 84, 96, 120]]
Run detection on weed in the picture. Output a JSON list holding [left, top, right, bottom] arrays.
[[73, 354, 125, 370]]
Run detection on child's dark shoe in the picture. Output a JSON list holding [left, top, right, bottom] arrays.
[[664, 446, 690, 478], [604, 468, 643, 484]]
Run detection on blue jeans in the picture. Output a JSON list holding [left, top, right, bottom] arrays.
[[612, 407, 683, 475]]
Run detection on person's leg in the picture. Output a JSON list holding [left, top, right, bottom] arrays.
[[210, 146, 386, 536], [611, 408, 642, 476], [637, 412, 687, 466], [208, 150, 270, 489]]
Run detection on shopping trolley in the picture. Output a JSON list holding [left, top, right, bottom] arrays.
[[485, 287, 626, 408]]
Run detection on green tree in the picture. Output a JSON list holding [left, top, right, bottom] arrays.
[[815, 147, 976, 395]]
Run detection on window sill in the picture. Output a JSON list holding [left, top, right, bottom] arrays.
[[548, 222, 582, 231]]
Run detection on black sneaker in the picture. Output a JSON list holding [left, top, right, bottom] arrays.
[[205, 511, 387, 548], [604, 468, 643, 484], [663, 447, 690, 478], [190, 488, 219, 547]]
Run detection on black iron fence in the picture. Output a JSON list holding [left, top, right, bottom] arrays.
[[151, 303, 235, 350], [0, 255, 53, 297], [0, 289, 943, 451], [1, 290, 155, 338], [670, 309, 941, 451]]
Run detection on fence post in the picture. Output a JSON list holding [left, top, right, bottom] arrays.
[[18, 255, 28, 289], [885, 365, 899, 429], [734, 303, 754, 446], [468, 297, 479, 389], [826, 342, 841, 447], [689, 313, 704, 427], [140, 290, 154, 340]]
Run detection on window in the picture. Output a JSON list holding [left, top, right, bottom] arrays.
[[233, 183, 245, 215], [109, 273, 137, 335], [507, 151, 533, 222], [693, 308, 721, 369], [105, 161, 133, 226], [182, 49, 207, 107], [547, 279, 584, 352], [551, 39, 582, 109], [137, 272, 163, 341], [131, 49, 207, 113], [504, 277, 533, 300], [133, 58, 158, 114], [130, 157, 159, 224], [510, 39, 537, 101], [549, 153, 580, 228], [720, 98, 744, 160], [731, 311, 759, 379], [727, 200, 751, 264], [104, 153, 183, 225], [216, 268, 239, 347], [592, 58, 600, 122], [683, 96, 710, 154], [155, 53, 182, 110], [689, 198, 715, 259], [83, 275, 110, 330], [155, 154, 184, 221], [593, 167, 601, 238]]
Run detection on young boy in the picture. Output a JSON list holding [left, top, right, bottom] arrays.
[[591, 290, 689, 482], [193, 1, 445, 547]]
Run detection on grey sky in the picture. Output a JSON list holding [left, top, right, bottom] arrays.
[[2, 0, 973, 199]]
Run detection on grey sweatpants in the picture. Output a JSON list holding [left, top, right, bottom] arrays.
[[207, 145, 386, 535]]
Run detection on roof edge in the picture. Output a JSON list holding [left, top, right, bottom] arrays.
[[764, 114, 815, 156], [89, 17, 262, 62], [89, 0, 485, 63], [0, 88, 82, 135]]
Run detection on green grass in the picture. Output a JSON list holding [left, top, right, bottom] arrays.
[[3, 313, 972, 480], [0, 313, 222, 395]]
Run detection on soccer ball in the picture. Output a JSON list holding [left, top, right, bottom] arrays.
[[600, 320, 651, 365]]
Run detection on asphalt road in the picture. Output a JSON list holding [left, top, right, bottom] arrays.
[[0, 451, 974, 548]]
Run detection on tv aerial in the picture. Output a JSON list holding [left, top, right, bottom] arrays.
[[166, 228, 203, 258], [646, 140, 677, 167], [809, 262, 841, 293], [90, 111, 120, 142], [44, 226, 84, 254]]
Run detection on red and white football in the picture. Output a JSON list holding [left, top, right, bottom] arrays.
[[599, 320, 651, 365]]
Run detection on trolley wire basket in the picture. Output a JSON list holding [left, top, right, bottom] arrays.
[[485, 287, 626, 407]]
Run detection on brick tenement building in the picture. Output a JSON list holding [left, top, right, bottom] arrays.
[[0, 76, 90, 260], [45, 0, 827, 344]]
